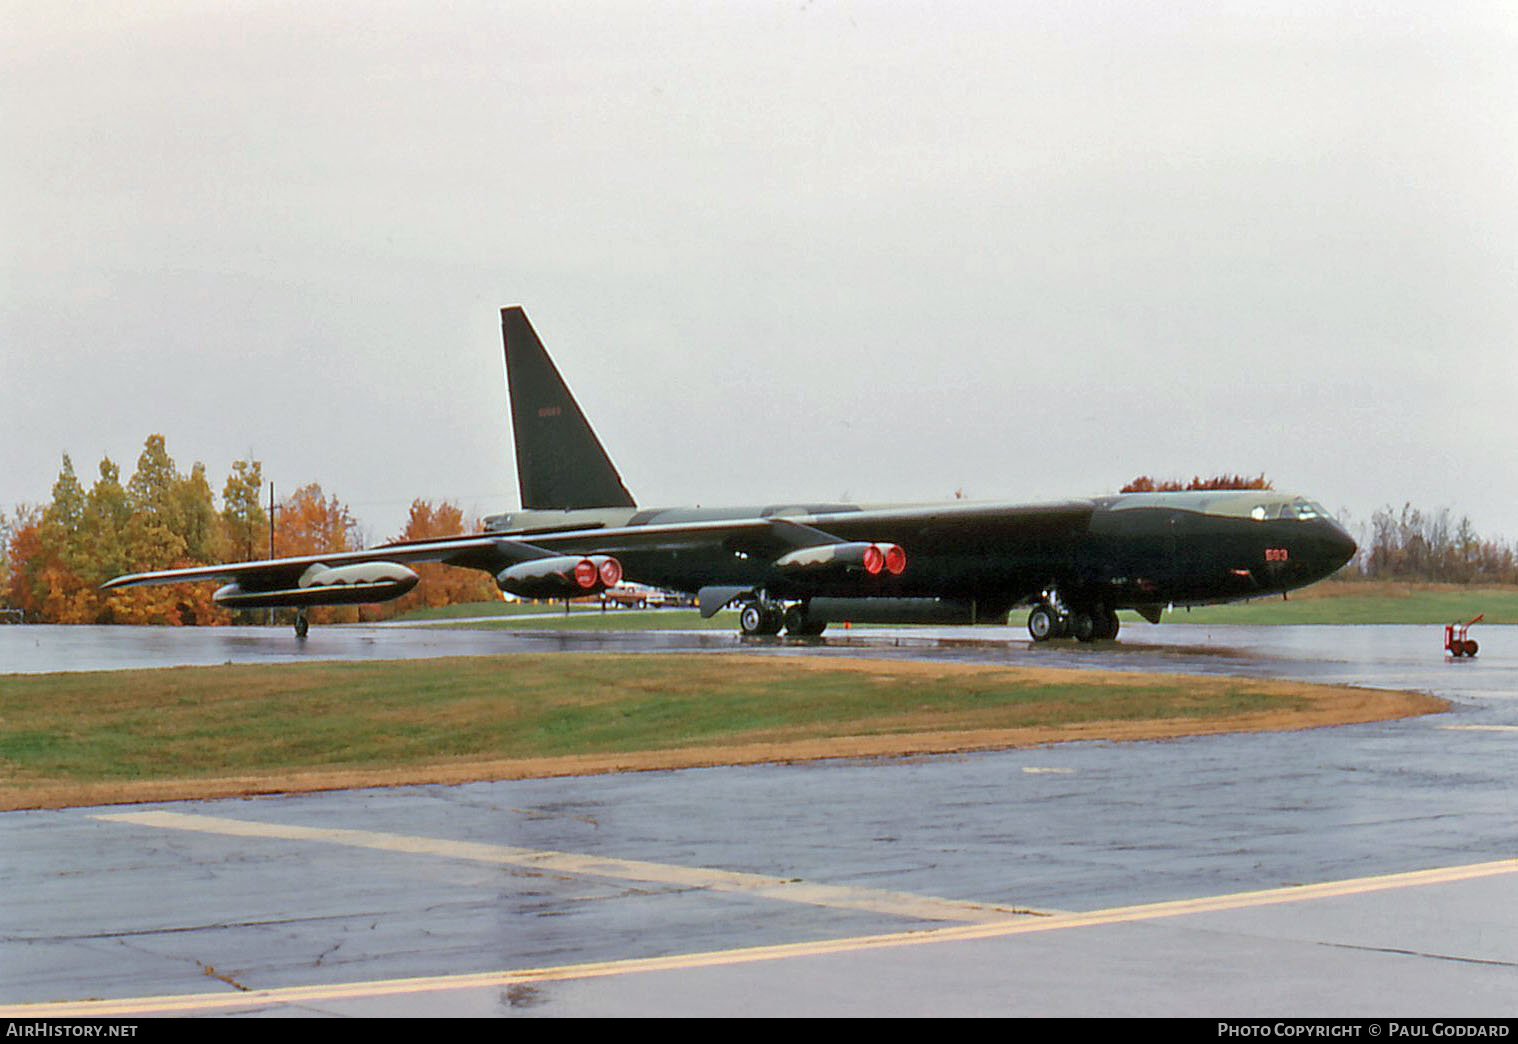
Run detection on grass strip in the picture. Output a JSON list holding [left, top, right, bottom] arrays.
[[0, 654, 1441, 810], [1157, 581, 1518, 626]]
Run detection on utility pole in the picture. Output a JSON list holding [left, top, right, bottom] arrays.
[[267, 482, 275, 627]]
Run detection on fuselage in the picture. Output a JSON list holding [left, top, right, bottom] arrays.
[[483, 489, 1356, 616]]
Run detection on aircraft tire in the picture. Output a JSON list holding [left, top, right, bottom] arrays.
[[294, 613, 309, 639], [784, 604, 826, 637], [1464, 639, 1478, 657], [760, 606, 784, 635], [1072, 611, 1097, 642], [740, 602, 784, 636], [739, 602, 766, 636], [1100, 608, 1120, 640], [1027, 605, 1059, 642], [784, 604, 806, 635]]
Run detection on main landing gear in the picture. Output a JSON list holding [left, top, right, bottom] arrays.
[[294, 609, 309, 639], [1027, 592, 1119, 643], [737, 595, 826, 637]]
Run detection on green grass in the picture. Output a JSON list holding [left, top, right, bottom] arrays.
[[1158, 581, 1518, 626], [0, 655, 1315, 790]]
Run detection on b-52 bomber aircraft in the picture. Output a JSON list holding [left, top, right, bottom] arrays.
[[104, 307, 1357, 640]]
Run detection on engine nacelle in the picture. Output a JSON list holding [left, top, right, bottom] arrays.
[[496, 555, 622, 599], [213, 562, 420, 609], [774, 542, 907, 577]]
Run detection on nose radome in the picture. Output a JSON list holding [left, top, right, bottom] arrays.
[[1325, 522, 1357, 570]]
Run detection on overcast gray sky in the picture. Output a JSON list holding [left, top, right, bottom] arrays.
[[4, 1, 1515, 548]]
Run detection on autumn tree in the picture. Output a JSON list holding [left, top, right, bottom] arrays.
[[1360, 504, 1518, 584], [24, 455, 95, 622], [273, 483, 362, 624], [2, 504, 42, 618], [221, 459, 268, 562], [372, 499, 498, 619], [273, 483, 358, 557], [104, 437, 225, 624], [8, 439, 242, 624], [1121, 474, 1273, 493], [0, 508, 8, 606], [82, 459, 130, 575], [175, 462, 225, 566], [122, 435, 189, 573]]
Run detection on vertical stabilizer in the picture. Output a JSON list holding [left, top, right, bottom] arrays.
[[501, 307, 637, 510]]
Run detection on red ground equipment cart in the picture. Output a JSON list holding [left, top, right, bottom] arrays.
[[1444, 614, 1482, 658]]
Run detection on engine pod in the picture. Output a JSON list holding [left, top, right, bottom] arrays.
[[213, 562, 420, 608], [496, 555, 621, 599]]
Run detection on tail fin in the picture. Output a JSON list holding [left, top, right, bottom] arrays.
[[501, 307, 636, 510]]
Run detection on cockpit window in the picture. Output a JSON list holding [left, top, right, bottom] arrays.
[[1110, 491, 1337, 523]]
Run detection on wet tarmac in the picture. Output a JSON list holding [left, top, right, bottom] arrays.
[[1, 621, 1515, 1016], [5, 616, 1514, 691]]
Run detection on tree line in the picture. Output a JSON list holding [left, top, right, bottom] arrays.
[[1338, 504, 1518, 584], [1, 435, 495, 625]]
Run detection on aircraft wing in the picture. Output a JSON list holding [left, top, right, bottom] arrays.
[[100, 533, 627, 609], [495, 500, 1095, 556], [101, 499, 1094, 614], [100, 534, 510, 592]]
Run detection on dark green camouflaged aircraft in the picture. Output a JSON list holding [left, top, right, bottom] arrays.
[[105, 307, 1356, 640]]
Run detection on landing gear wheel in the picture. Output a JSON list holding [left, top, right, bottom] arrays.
[[739, 602, 765, 636], [739, 601, 783, 636], [1098, 609, 1121, 641], [784, 604, 827, 637], [294, 611, 309, 639], [1027, 605, 1060, 642], [1080, 606, 1120, 641], [1072, 611, 1097, 642]]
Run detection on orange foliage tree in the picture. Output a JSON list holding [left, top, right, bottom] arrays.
[[5, 443, 551, 623], [371, 499, 499, 620], [5, 438, 271, 625], [1121, 474, 1273, 493], [272, 483, 362, 624]]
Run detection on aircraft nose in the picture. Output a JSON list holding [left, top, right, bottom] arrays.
[[1322, 520, 1357, 571]]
